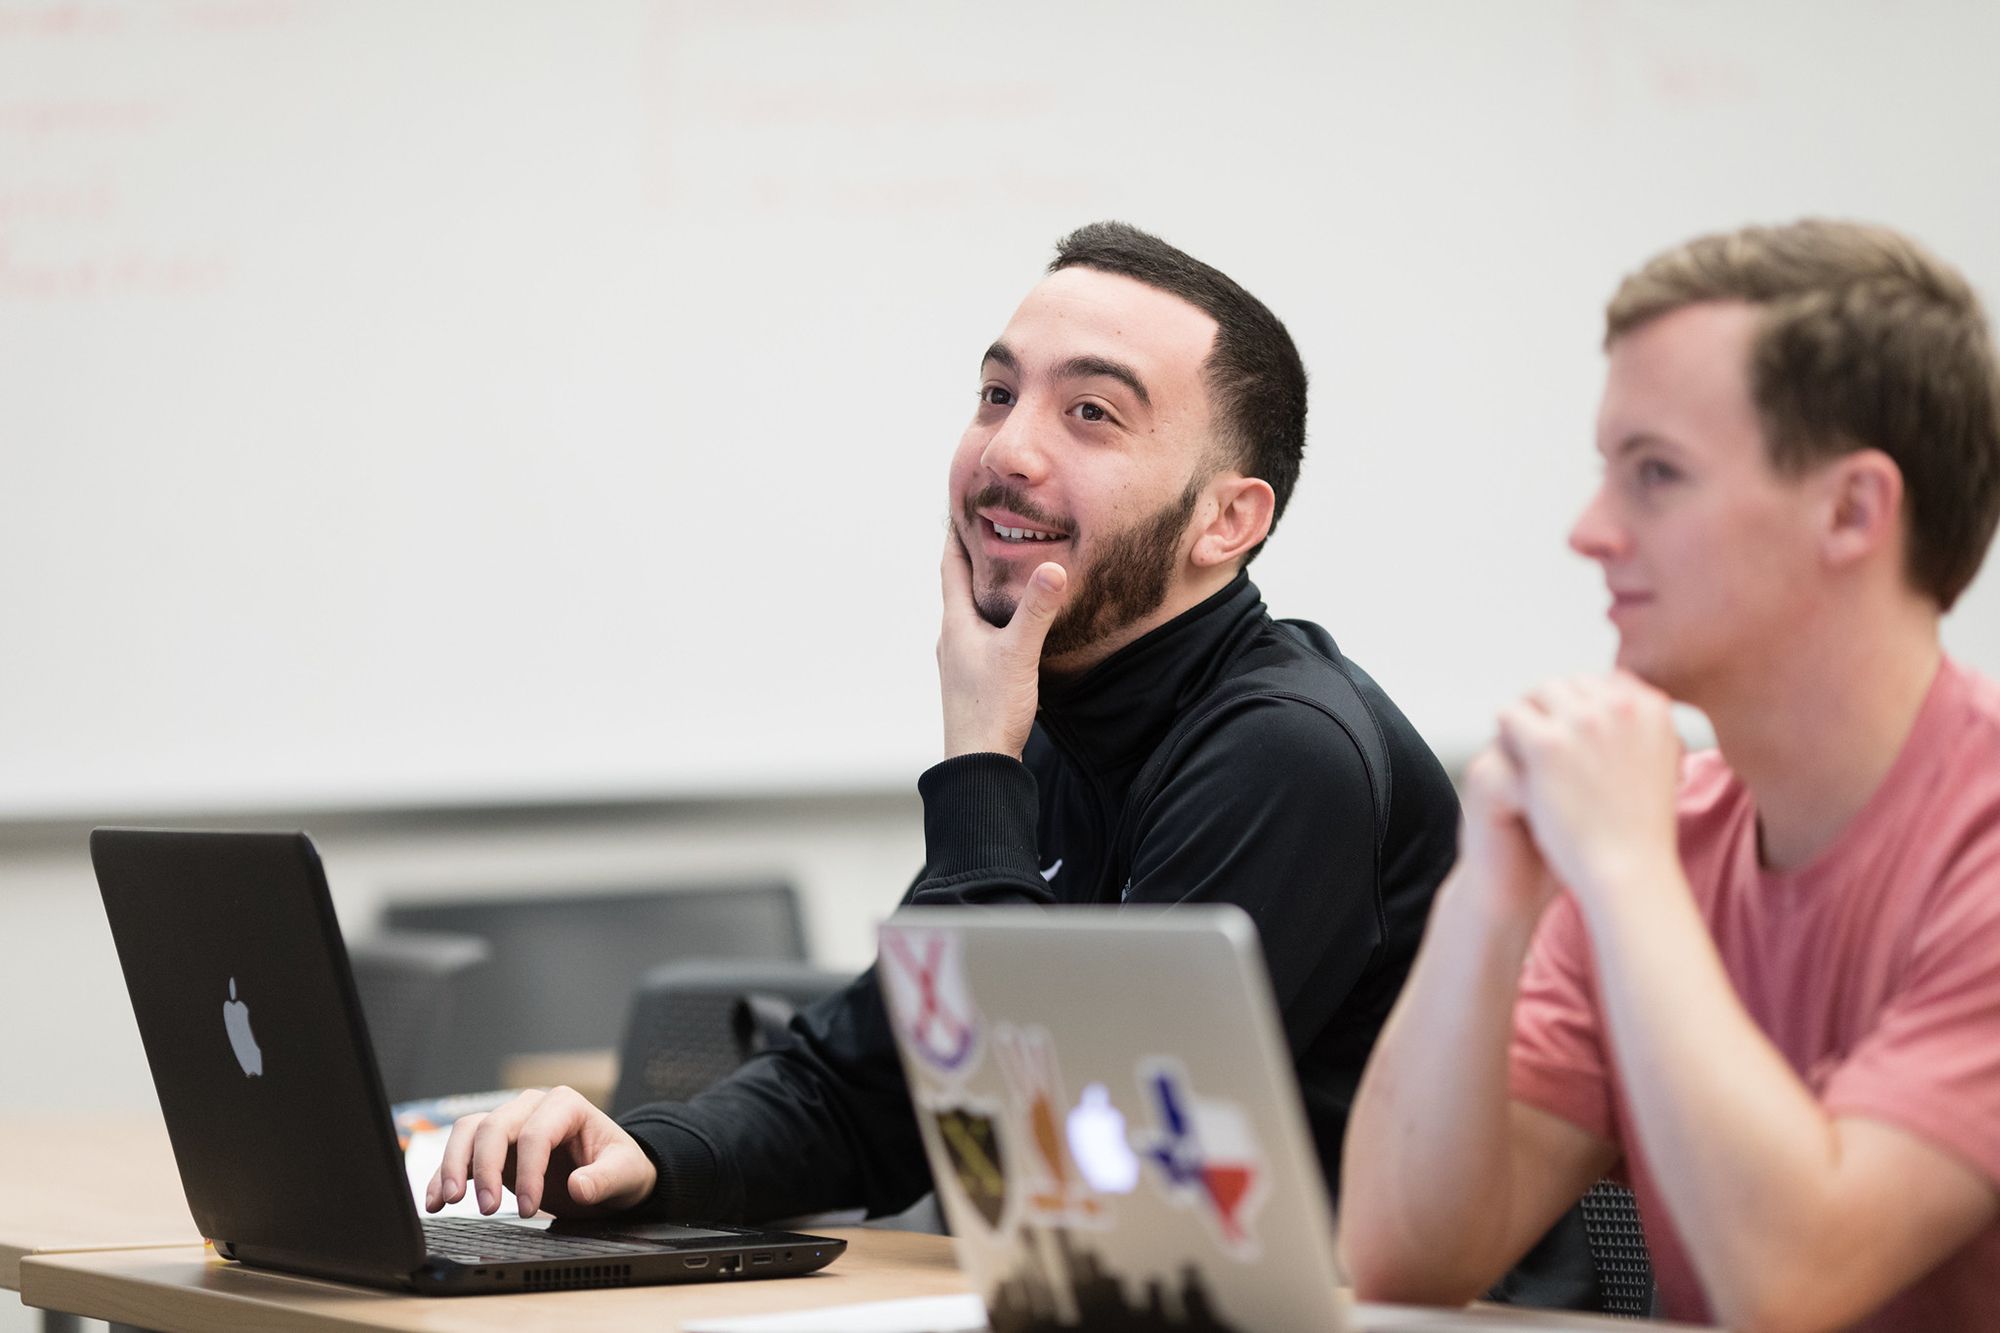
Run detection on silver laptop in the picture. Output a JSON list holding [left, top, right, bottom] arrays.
[[878, 906, 1349, 1332]]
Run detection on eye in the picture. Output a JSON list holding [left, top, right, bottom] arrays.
[[1635, 457, 1680, 487], [979, 384, 1014, 407], [1071, 401, 1110, 424]]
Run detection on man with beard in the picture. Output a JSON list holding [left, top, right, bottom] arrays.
[[426, 222, 1461, 1238]]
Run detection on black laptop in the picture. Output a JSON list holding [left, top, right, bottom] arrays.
[[90, 828, 845, 1295]]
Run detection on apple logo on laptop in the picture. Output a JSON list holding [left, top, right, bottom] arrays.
[[223, 978, 263, 1077], [1066, 1082, 1138, 1194]]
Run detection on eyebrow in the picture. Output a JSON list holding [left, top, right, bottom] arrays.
[[981, 341, 1153, 410], [1054, 354, 1152, 408], [981, 341, 1020, 376], [1608, 432, 1684, 460]]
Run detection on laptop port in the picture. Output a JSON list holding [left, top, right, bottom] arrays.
[[719, 1254, 741, 1274], [751, 1253, 773, 1266], [682, 1256, 709, 1270]]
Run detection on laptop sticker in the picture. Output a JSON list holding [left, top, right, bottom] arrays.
[[929, 1099, 1012, 1232], [987, 1226, 1246, 1333], [1133, 1059, 1269, 1257], [994, 1025, 1102, 1225], [880, 925, 982, 1077]]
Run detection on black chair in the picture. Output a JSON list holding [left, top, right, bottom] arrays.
[[345, 930, 491, 1104], [608, 958, 945, 1234], [1579, 1180, 1655, 1317], [382, 880, 808, 1096], [609, 957, 850, 1114]]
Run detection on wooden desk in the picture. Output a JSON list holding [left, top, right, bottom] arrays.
[[20, 1234, 1718, 1332], [0, 1113, 199, 1291], [21, 1228, 967, 1332]]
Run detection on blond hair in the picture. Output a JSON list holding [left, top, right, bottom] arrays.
[[1607, 220, 2000, 610]]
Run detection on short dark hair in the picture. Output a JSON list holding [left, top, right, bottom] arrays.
[[1050, 221, 1308, 565], [1608, 219, 2000, 611]]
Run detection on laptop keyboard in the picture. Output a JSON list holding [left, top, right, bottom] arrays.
[[421, 1216, 661, 1261]]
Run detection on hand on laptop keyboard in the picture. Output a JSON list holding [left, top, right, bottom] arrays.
[[425, 1085, 659, 1219]]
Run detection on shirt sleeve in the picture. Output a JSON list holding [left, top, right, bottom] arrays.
[[1509, 894, 1619, 1144], [906, 750, 1056, 906], [1820, 833, 2000, 1186], [617, 751, 1055, 1224], [619, 961, 930, 1224]]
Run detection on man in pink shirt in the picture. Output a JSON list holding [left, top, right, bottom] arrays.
[[1341, 219, 2000, 1331]]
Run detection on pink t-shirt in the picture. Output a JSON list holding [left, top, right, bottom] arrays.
[[1509, 657, 2000, 1329]]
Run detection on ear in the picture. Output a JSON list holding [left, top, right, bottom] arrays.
[[1819, 448, 1903, 573], [1190, 474, 1277, 570]]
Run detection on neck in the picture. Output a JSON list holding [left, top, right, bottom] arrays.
[[1041, 564, 1242, 679], [1698, 594, 1942, 870]]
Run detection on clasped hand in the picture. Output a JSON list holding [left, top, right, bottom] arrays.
[[1461, 671, 1684, 920]]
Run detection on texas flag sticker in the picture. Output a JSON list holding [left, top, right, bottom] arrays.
[[1133, 1058, 1270, 1256]]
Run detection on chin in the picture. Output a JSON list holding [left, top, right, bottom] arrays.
[[1615, 646, 1704, 705], [1613, 639, 1670, 688], [973, 587, 1020, 630]]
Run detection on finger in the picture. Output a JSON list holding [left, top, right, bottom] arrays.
[[1496, 698, 1562, 767], [511, 1087, 588, 1217], [1464, 745, 1527, 815], [435, 1111, 489, 1206], [569, 1135, 653, 1210], [1527, 674, 1594, 720], [1000, 561, 1067, 654], [940, 526, 976, 616], [564, 1150, 623, 1208], [468, 1091, 542, 1213]]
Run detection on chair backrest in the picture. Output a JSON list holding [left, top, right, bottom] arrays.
[[1578, 1179, 1655, 1317], [345, 929, 491, 1104], [610, 958, 850, 1115], [382, 880, 807, 1095]]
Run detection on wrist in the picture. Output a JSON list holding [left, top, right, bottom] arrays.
[[944, 736, 1019, 761], [1436, 863, 1547, 955], [1563, 839, 1680, 914], [1568, 852, 1691, 939]]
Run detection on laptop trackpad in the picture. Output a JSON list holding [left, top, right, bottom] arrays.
[[550, 1218, 746, 1243]]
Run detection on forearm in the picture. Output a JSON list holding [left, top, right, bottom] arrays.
[[1582, 872, 1869, 1329], [1342, 868, 1545, 1301], [620, 972, 931, 1223]]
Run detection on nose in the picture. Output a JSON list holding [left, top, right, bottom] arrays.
[[979, 401, 1051, 486], [1568, 482, 1629, 564]]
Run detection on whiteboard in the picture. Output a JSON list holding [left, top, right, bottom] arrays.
[[4, 0, 1999, 818]]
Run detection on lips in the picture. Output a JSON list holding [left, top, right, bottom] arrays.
[[976, 507, 1069, 546], [1607, 590, 1653, 616]]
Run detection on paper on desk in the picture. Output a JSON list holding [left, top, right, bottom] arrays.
[[683, 1293, 988, 1332]]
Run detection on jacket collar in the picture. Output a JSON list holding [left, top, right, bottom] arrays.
[[1036, 572, 1267, 775]]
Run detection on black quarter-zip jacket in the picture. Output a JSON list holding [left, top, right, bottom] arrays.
[[619, 573, 1460, 1223]]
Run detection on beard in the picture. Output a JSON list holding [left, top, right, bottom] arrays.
[[962, 477, 1203, 663]]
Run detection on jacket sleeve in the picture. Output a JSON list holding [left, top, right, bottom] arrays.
[[616, 751, 1053, 1223], [1119, 694, 1387, 1056]]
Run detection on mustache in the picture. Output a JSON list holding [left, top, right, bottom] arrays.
[[962, 483, 1071, 534]]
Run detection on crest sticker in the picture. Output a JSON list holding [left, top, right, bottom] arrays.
[[931, 1101, 1011, 1231], [880, 924, 983, 1077]]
